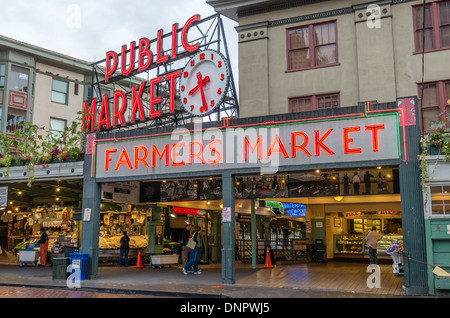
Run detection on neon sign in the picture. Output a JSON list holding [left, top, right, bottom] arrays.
[[82, 15, 201, 133], [93, 115, 400, 179], [282, 203, 306, 217]]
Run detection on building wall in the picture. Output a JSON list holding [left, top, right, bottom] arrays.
[[236, 0, 450, 119], [33, 62, 85, 134]]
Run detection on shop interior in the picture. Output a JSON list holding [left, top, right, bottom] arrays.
[[0, 166, 404, 266]]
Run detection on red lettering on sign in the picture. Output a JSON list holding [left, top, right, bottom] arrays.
[[314, 129, 335, 156], [208, 139, 222, 164], [130, 82, 146, 123], [113, 90, 127, 128], [105, 51, 118, 83], [343, 127, 361, 154], [138, 37, 153, 72], [152, 144, 169, 168], [291, 132, 311, 157], [82, 98, 96, 132], [365, 124, 385, 152], [97, 94, 111, 131], [189, 141, 205, 164], [135, 146, 149, 169], [121, 41, 135, 76], [172, 143, 185, 166], [266, 135, 289, 159], [105, 149, 117, 171], [165, 70, 182, 113], [150, 76, 163, 118], [243, 136, 262, 162], [156, 29, 169, 64], [115, 149, 133, 170], [181, 14, 200, 52]]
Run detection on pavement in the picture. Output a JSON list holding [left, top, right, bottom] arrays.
[[0, 252, 412, 299]]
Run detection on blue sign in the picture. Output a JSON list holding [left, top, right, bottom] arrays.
[[282, 203, 306, 217]]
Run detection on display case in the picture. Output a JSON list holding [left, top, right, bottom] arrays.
[[363, 234, 403, 255], [334, 234, 364, 256], [334, 234, 403, 258]]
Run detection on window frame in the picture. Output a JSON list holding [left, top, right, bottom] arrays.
[[425, 183, 450, 218], [0, 64, 5, 88], [49, 117, 67, 141], [286, 20, 339, 72], [51, 78, 69, 105], [418, 79, 450, 132], [413, 1, 450, 53], [289, 92, 340, 113]]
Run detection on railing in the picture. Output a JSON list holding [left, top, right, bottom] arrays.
[[236, 239, 310, 263]]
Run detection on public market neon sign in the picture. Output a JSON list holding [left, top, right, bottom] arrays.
[[82, 15, 201, 132]]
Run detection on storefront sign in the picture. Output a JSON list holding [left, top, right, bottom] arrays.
[[344, 211, 401, 219], [0, 187, 7, 207], [83, 208, 91, 222], [172, 206, 198, 215], [82, 14, 211, 132], [282, 203, 306, 217], [94, 115, 400, 179], [101, 181, 140, 203]]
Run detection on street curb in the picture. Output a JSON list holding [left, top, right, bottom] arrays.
[[0, 282, 229, 298]]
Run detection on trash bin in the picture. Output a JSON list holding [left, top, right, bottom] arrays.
[[69, 253, 88, 281], [52, 257, 70, 280], [312, 239, 326, 262]]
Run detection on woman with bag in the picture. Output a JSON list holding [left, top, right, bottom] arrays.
[[182, 226, 201, 275]]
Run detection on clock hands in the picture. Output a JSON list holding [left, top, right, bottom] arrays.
[[189, 72, 210, 112]]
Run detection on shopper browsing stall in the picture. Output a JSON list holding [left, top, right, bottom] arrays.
[[118, 231, 130, 267], [38, 227, 49, 266]]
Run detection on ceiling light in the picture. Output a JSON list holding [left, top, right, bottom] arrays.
[[207, 201, 211, 205], [56, 197, 60, 201], [334, 196, 344, 202], [316, 170, 320, 173], [170, 214, 176, 218], [56, 188, 61, 192], [377, 166, 382, 170], [18, 191, 22, 195]]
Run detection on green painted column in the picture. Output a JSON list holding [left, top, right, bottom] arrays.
[[251, 198, 257, 269], [222, 173, 235, 284], [210, 211, 221, 262], [80, 133, 101, 278]]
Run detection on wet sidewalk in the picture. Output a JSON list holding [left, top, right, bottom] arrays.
[[0, 260, 409, 298]]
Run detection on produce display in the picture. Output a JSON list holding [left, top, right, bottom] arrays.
[[99, 235, 148, 249]]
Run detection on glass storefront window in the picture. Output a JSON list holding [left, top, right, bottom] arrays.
[[9, 65, 29, 92]]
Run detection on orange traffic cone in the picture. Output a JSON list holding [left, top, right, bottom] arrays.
[[136, 251, 144, 268], [264, 248, 273, 268]]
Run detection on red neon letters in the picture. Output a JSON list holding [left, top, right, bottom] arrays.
[[102, 124, 386, 172], [104, 14, 199, 83]]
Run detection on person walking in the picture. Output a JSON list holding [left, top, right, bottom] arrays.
[[38, 227, 49, 266], [181, 223, 191, 268], [182, 226, 201, 275], [364, 227, 383, 265], [118, 231, 130, 267], [352, 172, 361, 194]]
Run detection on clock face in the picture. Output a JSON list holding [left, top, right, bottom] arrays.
[[180, 49, 230, 117]]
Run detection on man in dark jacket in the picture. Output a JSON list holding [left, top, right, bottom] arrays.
[[181, 224, 191, 268], [118, 231, 130, 267]]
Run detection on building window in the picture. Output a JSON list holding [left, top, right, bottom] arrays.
[[289, 93, 340, 113], [414, 1, 450, 52], [9, 65, 29, 92], [74, 83, 79, 96], [49, 117, 67, 141], [429, 185, 450, 217], [287, 21, 338, 71], [52, 79, 69, 104], [0, 64, 5, 88], [418, 80, 450, 131]]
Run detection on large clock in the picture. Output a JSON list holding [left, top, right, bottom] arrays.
[[179, 49, 230, 117]]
